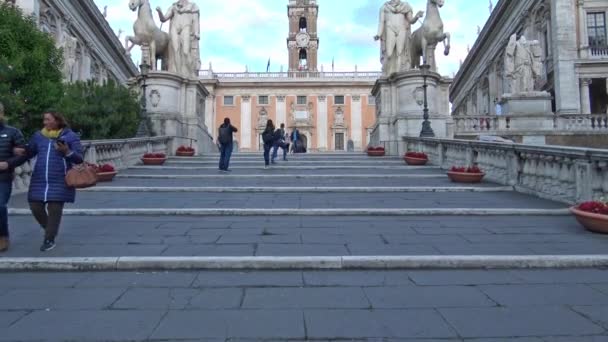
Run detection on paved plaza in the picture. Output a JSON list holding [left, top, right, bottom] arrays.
[[2, 153, 608, 341]]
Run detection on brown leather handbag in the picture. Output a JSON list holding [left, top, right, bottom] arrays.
[[65, 163, 98, 188]]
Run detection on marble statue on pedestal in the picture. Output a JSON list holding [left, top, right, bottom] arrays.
[[157, 0, 201, 78], [504, 34, 543, 94], [374, 0, 423, 76], [126, 0, 170, 70]]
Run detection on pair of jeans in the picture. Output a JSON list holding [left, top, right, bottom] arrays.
[[263, 143, 272, 166], [0, 181, 13, 237], [29, 201, 65, 241], [271, 141, 288, 162], [219, 142, 233, 170]]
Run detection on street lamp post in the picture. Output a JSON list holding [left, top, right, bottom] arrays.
[[419, 63, 435, 137], [136, 62, 150, 137]]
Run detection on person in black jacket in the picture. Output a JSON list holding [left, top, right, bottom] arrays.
[[0, 102, 27, 252], [217, 118, 238, 172], [261, 119, 275, 169]]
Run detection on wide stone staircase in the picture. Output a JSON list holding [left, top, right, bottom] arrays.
[[5, 152, 608, 341], [6, 151, 605, 260]]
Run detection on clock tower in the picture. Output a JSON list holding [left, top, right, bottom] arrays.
[[287, 0, 319, 72]]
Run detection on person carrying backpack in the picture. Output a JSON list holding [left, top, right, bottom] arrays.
[[217, 118, 238, 172], [261, 119, 275, 169], [271, 123, 288, 164]]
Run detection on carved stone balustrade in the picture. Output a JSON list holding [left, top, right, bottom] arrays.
[[403, 137, 608, 204]]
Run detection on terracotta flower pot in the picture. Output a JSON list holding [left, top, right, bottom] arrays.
[[404, 156, 428, 165], [367, 149, 385, 157], [570, 206, 608, 234], [141, 157, 166, 165], [176, 150, 195, 157], [447, 171, 485, 183], [96, 171, 117, 182]]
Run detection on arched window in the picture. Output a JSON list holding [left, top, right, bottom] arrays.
[[299, 17, 307, 32], [298, 49, 308, 69]]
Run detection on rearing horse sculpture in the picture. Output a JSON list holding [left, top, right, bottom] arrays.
[[410, 0, 451, 71], [125, 0, 169, 70]]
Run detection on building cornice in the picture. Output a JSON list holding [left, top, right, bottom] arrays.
[[73, 0, 137, 78]]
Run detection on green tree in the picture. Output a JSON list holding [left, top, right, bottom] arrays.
[[0, 3, 64, 136], [58, 80, 140, 140]]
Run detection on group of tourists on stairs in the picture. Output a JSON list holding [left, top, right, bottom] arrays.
[[0, 103, 83, 253], [217, 117, 304, 171]]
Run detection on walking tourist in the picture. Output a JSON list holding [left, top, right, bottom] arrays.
[[22, 112, 84, 252], [262, 119, 275, 169], [0, 102, 28, 252], [271, 123, 289, 163], [217, 118, 238, 172]]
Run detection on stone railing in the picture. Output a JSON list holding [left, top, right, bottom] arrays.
[[590, 45, 608, 57], [555, 114, 608, 131], [403, 137, 608, 204], [454, 114, 608, 134], [454, 116, 509, 133], [12, 136, 173, 194], [198, 70, 381, 81]]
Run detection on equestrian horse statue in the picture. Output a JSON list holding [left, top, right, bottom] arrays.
[[410, 0, 451, 71], [125, 0, 169, 70]]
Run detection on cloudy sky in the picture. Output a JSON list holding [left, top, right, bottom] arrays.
[[95, 0, 495, 76]]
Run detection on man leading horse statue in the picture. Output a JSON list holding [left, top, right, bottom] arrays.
[[375, 0, 450, 75]]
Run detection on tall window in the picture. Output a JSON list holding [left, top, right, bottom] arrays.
[[368, 96, 376, 105], [258, 95, 269, 105], [587, 12, 607, 47], [297, 96, 307, 105], [334, 95, 345, 105], [223, 96, 234, 106]]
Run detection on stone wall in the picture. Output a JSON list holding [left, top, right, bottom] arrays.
[[12, 136, 173, 194], [403, 137, 608, 204]]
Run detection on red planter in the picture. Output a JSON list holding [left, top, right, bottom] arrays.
[[367, 147, 385, 157], [141, 157, 166, 165], [404, 156, 428, 165], [96, 171, 117, 182], [570, 207, 608, 234], [447, 171, 485, 183], [176, 150, 195, 157]]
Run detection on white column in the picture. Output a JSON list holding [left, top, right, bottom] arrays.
[[580, 79, 591, 114], [350, 95, 363, 150], [276, 96, 286, 127], [316, 96, 328, 151], [240, 95, 252, 150]]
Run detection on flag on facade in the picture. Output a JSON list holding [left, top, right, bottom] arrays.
[[266, 58, 271, 72]]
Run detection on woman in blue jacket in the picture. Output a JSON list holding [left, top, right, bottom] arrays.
[[26, 112, 83, 251]]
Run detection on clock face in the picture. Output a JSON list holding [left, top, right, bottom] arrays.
[[296, 33, 310, 47]]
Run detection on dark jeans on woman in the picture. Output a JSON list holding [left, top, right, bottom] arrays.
[[29, 202, 65, 241], [219, 142, 233, 171], [263, 143, 272, 166], [0, 181, 12, 237]]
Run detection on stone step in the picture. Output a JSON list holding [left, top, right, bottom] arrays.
[[101, 177, 502, 188], [2, 215, 595, 259], [2, 255, 607, 271], [123, 167, 441, 175], [83, 186, 514, 193], [115, 173, 446, 179], [164, 160, 407, 165]]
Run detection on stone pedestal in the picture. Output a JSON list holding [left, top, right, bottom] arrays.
[[371, 70, 453, 156], [143, 72, 214, 154], [500, 92, 554, 132]]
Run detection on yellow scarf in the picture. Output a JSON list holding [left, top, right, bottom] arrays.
[[41, 128, 63, 139]]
